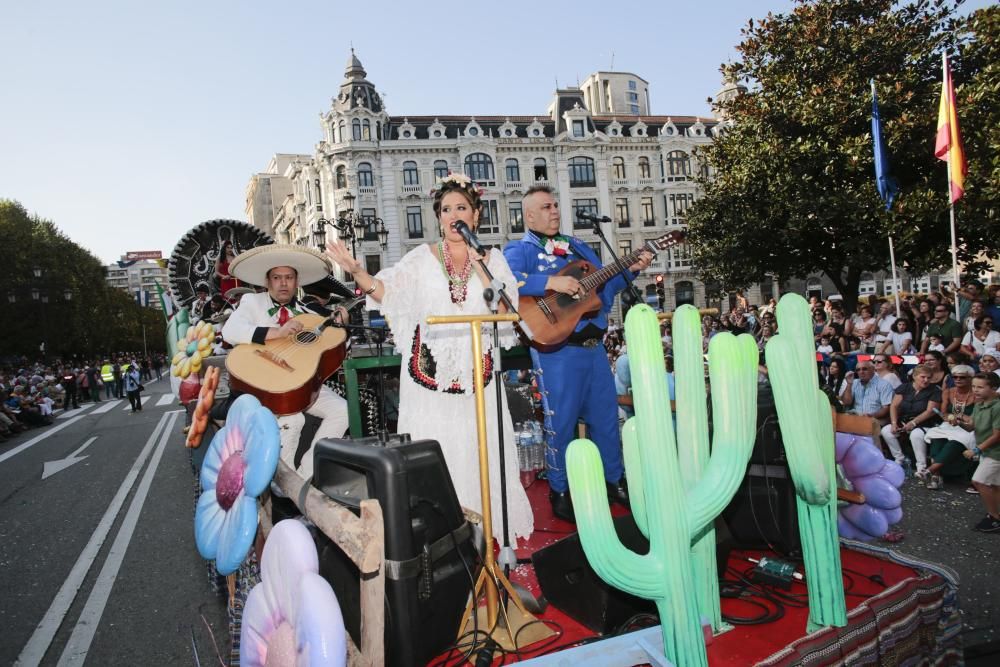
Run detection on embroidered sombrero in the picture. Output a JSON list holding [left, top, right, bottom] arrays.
[[228, 244, 331, 287]]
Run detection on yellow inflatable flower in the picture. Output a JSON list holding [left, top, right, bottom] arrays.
[[172, 320, 215, 379]]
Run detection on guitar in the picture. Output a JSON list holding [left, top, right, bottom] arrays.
[[225, 298, 364, 415], [518, 231, 684, 348]]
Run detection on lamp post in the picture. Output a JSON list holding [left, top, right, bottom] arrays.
[[11, 266, 74, 358], [315, 191, 390, 264]]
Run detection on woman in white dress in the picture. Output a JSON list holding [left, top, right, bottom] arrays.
[[324, 174, 534, 542]]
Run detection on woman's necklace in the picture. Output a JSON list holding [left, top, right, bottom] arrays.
[[439, 240, 472, 304], [951, 387, 973, 415]]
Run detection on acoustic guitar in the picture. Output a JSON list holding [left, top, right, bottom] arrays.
[[518, 231, 685, 348], [226, 312, 349, 415]]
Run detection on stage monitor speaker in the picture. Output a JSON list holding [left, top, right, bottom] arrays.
[[722, 463, 801, 556], [532, 515, 656, 633], [311, 435, 478, 667], [752, 384, 785, 464]]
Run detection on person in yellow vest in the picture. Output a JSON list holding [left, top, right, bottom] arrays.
[[100, 361, 115, 400]]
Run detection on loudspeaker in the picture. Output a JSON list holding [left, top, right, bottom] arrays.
[[722, 463, 801, 556], [311, 435, 479, 667], [752, 384, 785, 464], [532, 515, 655, 633]]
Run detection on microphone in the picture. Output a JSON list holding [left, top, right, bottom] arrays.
[[576, 210, 612, 223], [452, 221, 485, 254]]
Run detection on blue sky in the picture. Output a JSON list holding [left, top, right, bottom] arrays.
[[0, 0, 989, 264]]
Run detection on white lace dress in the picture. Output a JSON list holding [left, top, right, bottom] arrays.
[[369, 245, 534, 542]]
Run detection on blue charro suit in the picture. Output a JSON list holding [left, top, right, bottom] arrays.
[[504, 230, 636, 493]]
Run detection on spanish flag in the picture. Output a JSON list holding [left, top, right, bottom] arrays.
[[934, 52, 967, 203]]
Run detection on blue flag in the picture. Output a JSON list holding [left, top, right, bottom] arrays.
[[871, 80, 899, 210]]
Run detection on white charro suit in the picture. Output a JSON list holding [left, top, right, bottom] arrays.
[[222, 291, 349, 479]]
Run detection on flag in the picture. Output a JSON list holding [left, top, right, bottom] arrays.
[[154, 280, 175, 321], [934, 52, 967, 203], [871, 80, 899, 210]]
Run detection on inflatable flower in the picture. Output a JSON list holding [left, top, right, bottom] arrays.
[[195, 394, 280, 575], [187, 365, 220, 449], [241, 519, 347, 667], [172, 320, 215, 379], [835, 432, 904, 541]]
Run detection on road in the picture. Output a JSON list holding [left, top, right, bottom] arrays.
[[0, 379, 227, 666]]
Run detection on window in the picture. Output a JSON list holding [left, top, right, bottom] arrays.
[[505, 158, 520, 183], [638, 156, 651, 178], [315, 179, 322, 210], [362, 119, 371, 140], [641, 197, 654, 226], [568, 156, 595, 187], [572, 120, 585, 138], [361, 208, 377, 240], [630, 105, 640, 114], [352, 119, 362, 141], [337, 120, 345, 142], [464, 152, 495, 182], [669, 243, 692, 269], [434, 160, 449, 180], [335, 165, 347, 189], [627, 92, 638, 102], [573, 199, 598, 230], [675, 280, 694, 306], [508, 202, 524, 233], [615, 198, 630, 228], [612, 157, 626, 180], [479, 200, 500, 234], [618, 240, 632, 258], [668, 193, 694, 221], [628, 80, 637, 90], [406, 206, 423, 239], [365, 255, 381, 277], [402, 160, 419, 186], [468, 126, 478, 136], [666, 150, 691, 179], [587, 242, 602, 262], [357, 162, 374, 187], [534, 158, 548, 181]]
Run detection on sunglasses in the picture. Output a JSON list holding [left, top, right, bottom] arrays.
[[873, 360, 886, 364]]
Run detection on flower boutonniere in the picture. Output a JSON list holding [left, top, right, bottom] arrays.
[[544, 237, 571, 257]]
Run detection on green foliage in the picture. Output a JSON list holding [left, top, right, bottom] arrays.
[[0, 199, 163, 362], [687, 0, 997, 311]]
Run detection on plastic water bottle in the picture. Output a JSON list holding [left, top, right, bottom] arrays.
[[901, 459, 913, 479]]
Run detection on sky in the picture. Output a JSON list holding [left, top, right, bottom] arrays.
[[1, 0, 990, 265]]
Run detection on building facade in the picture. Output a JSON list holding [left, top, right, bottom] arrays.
[[105, 259, 169, 309], [248, 51, 765, 313]]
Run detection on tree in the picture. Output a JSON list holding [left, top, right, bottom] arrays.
[[686, 0, 997, 313]]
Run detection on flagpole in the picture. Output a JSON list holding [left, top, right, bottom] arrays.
[[942, 52, 961, 322], [888, 236, 901, 318]]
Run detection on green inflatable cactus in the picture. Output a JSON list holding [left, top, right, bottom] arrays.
[[765, 294, 847, 632], [566, 304, 758, 667]]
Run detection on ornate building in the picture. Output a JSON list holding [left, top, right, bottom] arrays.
[[247, 50, 755, 311]]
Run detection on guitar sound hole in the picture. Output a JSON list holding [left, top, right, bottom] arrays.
[[295, 330, 318, 344]]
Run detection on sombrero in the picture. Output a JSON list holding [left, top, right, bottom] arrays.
[[229, 245, 331, 287]]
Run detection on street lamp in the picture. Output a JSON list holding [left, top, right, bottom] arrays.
[[315, 191, 389, 257]]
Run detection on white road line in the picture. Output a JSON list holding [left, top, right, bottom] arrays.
[[56, 410, 179, 667], [89, 400, 123, 415], [14, 412, 174, 666], [57, 406, 92, 420], [0, 416, 89, 466], [154, 394, 175, 407], [120, 395, 153, 411]]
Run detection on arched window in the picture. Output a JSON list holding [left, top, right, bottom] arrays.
[[612, 157, 626, 180], [357, 162, 374, 187], [352, 119, 362, 141], [433, 160, 449, 180], [335, 165, 347, 189], [638, 156, 651, 178], [568, 156, 595, 187], [676, 280, 695, 306], [315, 179, 322, 209], [533, 158, 548, 181], [505, 158, 520, 183], [464, 153, 494, 182], [666, 151, 691, 179], [362, 119, 371, 140], [402, 160, 419, 186]]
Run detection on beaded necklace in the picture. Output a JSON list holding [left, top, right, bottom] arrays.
[[438, 240, 472, 303]]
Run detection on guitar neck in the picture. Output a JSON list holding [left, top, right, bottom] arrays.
[[579, 241, 655, 292]]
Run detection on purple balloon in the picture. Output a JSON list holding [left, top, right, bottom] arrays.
[[853, 475, 902, 510], [883, 506, 903, 525], [841, 437, 888, 478], [838, 514, 873, 541], [842, 503, 889, 539], [878, 460, 905, 488], [835, 433, 855, 463]]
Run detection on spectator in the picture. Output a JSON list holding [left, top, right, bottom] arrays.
[[817, 336, 834, 357], [852, 304, 878, 353], [882, 364, 942, 479], [964, 300, 986, 334], [880, 317, 916, 355], [909, 298, 933, 348], [922, 351, 953, 389], [927, 334, 945, 353], [986, 290, 1000, 333], [841, 360, 894, 424], [921, 303, 963, 355], [872, 354, 903, 389], [961, 315, 1000, 363], [822, 357, 850, 403], [875, 301, 898, 350], [923, 365, 980, 490], [962, 372, 1000, 533], [979, 350, 1000, 386]]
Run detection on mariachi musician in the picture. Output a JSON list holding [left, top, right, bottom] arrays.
[[222, 244, 350, 479]]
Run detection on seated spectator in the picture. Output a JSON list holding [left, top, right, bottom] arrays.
[[841, 360, 894, 424], [979, 350, 1000, 387], [817, 336, 834, 357], [921, 350, 953, 389], [921, 303, 963, 355], [961, 315, 1000, 363], [882, 364, 942, 479], [822, 357, 851, 404], [875, 301, 897, 350], [873, 354, 903, 389], [927, 334, 945, 353], [923, 365, 980, 489], [880, 317, 916, 355], [962, 372, 1000, 533]]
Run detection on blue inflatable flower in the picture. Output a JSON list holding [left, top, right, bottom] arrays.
[[195, 394, 280, 575]]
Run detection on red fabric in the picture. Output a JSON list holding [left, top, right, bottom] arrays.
[[276, 307, 290, 326]]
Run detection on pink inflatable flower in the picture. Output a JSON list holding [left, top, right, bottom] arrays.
[[241, 519, 347, 667]]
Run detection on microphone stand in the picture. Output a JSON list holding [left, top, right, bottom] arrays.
[[585, 215, 643, 304]]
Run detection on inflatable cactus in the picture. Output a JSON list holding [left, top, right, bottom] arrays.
[[765, 294, 846, 632], [566, 304, 758, 667]]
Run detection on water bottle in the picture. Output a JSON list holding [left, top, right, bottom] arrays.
[[530, 421, 545, 471], [901, 459, 913, 479]]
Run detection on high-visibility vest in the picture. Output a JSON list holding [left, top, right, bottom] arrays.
[[101, 364, 114, 382]]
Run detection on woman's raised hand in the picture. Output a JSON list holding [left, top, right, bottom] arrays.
[[325, 239, 364, 274]]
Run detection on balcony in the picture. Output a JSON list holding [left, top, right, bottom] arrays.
[[504, 181, 522, 191], [637, 177, 656, 186], [358, 186, 377, 196], [401, 184, 423, 195]]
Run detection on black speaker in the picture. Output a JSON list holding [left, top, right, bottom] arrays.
[[311, 435, 479, 667], [532, 515, 656, 633], [722, 463, 801, 556], [752, 384, 785, 464]]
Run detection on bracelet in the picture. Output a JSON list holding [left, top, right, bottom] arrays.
[[363, 279, 379, 296]]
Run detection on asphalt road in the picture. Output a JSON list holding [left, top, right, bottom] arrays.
[[0, 379, 228, 666]]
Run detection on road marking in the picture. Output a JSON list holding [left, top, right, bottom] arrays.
[[14, 412, 174, 666], [89, 400, 123, 415], [154, 394, 175, 407], [0, 416, 89, 466], [121, 395, 153, 411], [56, 410, 179, 667], [42, 437, 99, 480], [57, 406, 92, 419]]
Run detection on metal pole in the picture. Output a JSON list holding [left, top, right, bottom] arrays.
[[888, 236, 901, 318]]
